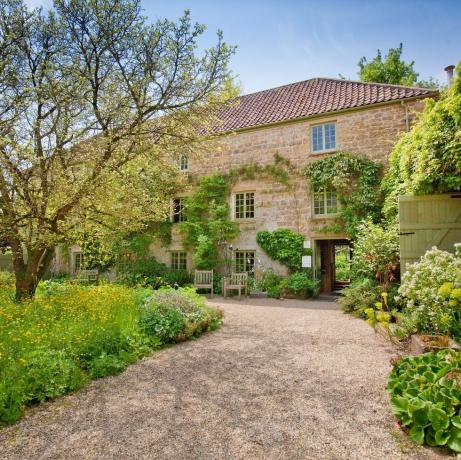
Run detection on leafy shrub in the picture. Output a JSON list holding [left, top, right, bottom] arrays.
[[161, 269, 193, 287], [284, 271, 317, 298], [256, 229, 308, 272], [259, 270, 283, 292], [398, 247, 461, 339], [387, 350, 461, 452], [139, 287, 223, 343], [340, 278, 381, 318], [351, 220, 400, 289]]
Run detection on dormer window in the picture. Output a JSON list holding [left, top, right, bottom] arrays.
[[312, 123, 336, 153]]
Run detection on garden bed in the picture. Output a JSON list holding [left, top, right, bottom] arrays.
[[0, 274, 222, 425], [409, 334, 460, 355]]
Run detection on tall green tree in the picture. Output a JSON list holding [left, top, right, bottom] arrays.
[[0, 0, 234, 300], [358, 43, 418, 86]]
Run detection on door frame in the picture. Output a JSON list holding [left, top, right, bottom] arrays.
[[313, 238, 351, 293]]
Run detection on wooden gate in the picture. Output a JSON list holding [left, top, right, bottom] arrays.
[[399, 193, 461, 273]]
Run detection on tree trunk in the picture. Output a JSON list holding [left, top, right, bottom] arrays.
[[13, 246, 56, 302]]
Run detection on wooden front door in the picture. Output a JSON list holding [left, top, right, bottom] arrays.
[[317, 239, 351, 293]]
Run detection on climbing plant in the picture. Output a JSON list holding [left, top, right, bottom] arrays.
[[303, 152, 383, 238], [382, 61, 461, 219], [256, 228, 310, 272], [179, 154, 298, 268]]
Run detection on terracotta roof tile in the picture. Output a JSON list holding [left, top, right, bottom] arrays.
[[214, 78, 436, 133]]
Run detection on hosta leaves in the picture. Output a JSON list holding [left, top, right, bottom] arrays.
[[409, 425, 425, 445], [428, 407, 449, 431]]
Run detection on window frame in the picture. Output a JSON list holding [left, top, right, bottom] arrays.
[[73, 251, 83, 273], [312, 187, 340, 218], [234, 191, 255, 221], [170, 251, 187, 270], [311, 122, 337, 153], [179, 154, 188, 172], [234, 250, 256, 276], [171, 197, 186, 223]]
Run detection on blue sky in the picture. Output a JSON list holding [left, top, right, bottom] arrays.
[[26, 0, 461, 94]]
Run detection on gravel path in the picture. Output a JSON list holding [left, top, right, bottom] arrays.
[[0, 297, 451, 460]]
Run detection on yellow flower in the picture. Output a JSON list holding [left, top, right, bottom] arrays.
[[450, 288, 461, 301], [375, 302, 383, 310], [438, 282, 453, 298]]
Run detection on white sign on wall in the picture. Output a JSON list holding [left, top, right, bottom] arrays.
[[302, 255, 312, 268], [303, 240, 311, 249]]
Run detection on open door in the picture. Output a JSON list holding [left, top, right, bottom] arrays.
[[315, 239, 351, 293]]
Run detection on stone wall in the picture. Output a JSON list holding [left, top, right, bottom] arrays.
[[152, 99, 428, 275]]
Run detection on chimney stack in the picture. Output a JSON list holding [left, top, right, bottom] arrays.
[[445, 65, 455, 87]]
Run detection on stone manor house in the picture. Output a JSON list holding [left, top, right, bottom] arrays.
[[62, 78, 438, 293]]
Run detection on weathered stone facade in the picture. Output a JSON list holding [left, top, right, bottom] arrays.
[[151, 98, 428, 276]]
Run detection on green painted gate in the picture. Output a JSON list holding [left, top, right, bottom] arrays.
[[399, 193, 461, 273]]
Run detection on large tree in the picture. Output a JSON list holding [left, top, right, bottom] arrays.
[[358, 43, 418, 86], [0, 0, 233, 300]]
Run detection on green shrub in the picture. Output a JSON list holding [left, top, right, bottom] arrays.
[[139, 307, 186, 343], [387, 350, 461, 452], [351, 220, 400, 289], [398, 247, 461, 339], [284, 271, 317, 298], [340, 278, 381, 318], [259, 270, 283, 292]]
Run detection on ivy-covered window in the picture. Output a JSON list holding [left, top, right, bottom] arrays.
[[235, 192, 255, 220], [234, 250, 255, 275], [172, 198, 186, 223], [73, 252, 83, 272], [312, 123, 336, 152], [179, 154, 188, 171], [313, 188, 338, 216], [171, 251, 187, 270]]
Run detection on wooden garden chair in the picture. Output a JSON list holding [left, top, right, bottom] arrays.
[[223, 272, 248, 299], [75, 269, 99, 284], [194, 270, 214, 296]]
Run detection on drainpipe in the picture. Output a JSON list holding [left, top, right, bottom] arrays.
[[401, 101, 410, 132]]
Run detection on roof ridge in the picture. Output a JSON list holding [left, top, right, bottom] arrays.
[[315, 76, 437, 92], [233, 77, 436, 102]]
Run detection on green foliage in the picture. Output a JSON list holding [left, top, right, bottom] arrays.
[[180, 174, 239, 269], [398, 247, 461, 339], [139, 287, 223, 343], [304, 152, 383, 237], [258, 269, 317, 299], [0, 283, 221, 424], [351, 220, 400, 289], [387, 350, 461, 452], [339, 278, 382, 318], [358, 43, 418, 86], [256, 229, 308, 272], [383, 62, 461, 219], [283, 271, 317, 298]]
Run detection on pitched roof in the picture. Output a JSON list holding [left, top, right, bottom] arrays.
[[214, 78, 436, 133]]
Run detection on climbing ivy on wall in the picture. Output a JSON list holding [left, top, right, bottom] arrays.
[[303, 151, 383, 238], [179, 154, 298, 269], [256, 228, 311, 272]]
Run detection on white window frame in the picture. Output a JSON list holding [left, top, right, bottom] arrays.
[[171, 198, 186, 223], [171, 251, 187, 270], [311, 122, 337, 153], [233, 191, 255, 220], [234, 250, 255, 276], [179, 154, 188, 172], [312, 187, 340, 217], [73, 251, 83, 273]]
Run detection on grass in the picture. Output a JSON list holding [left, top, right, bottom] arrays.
[[0, 273, 222, 425]]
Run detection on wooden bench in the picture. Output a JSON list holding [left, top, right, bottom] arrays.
[[194, 270, 213, 295], [223, 272, 248, 299], [75, 269, 99, 284]]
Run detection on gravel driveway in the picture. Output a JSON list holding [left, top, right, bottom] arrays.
[[0, 297, 450, 460]]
